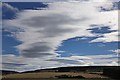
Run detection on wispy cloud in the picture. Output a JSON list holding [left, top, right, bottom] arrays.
[[2, 2, 118, 71], [109, 49, 120, 53], [2, 3, 18, 11], [1, 0, 119, 2], [4, 2, 118, 58], [2, 3, 19, 19], [2, 53, 118, 71], [90, 32, 118, 42], [46, 59, 84, 65]]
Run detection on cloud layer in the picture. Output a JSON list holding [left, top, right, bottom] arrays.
[[1, 0, 119, 2], [2, 2, 118, 71], [4, 2, 118, 58], [2, 54, 118, 72]]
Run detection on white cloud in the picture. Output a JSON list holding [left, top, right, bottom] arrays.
[[91, 32, 118, 42], [75, 37, 88, 41], [2, 2, 119, 71], [2, 3, 18, 13], [1, 0, 119, 2], [109, 49, 120, 58], [2, 53, 118, 72], [86, 54, 118, 58], [4, 2, 118, 58], [109, 49, 120, 53], [2, 54, 59, 71], [55, 51, 65, 53]]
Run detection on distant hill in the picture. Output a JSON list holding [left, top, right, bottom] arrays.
[[22, 66, 120, 73], [2, 66, 120, 74], [21, 66, 120, 80], [1, 70, 19, 75], [1, 66, 120, 79]]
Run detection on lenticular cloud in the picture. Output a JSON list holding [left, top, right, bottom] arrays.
[[4, 2, 118, 58]]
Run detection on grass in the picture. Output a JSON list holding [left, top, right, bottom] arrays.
[[1, 78, 115, 80], [2, 72, 115, 80], [2, 72, 108, 79]]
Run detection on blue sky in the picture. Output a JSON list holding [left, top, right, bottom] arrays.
[[2, 1, 119, 71]]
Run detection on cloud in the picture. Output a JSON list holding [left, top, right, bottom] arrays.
[[47, 59, 84, 65], [2, 63, 27, 71], [2, 2, 119, 71], [62, 56, 91, 60], [2, 3, 19, 19], [3, 2, 118, 58], [2, 53, 118, 71], [20, 42, 59, 58], [2, 3, 18, 11], [55, 51, 65, 53], [90, 32, 118, 42], [82, 54, 118, 66], [109, 49, 120, 57], [47, 54, 118, 66], [86, 54, 118, 59], [2, 54, 61, 71], [1, 0, 119, 2], [109, 49, 120, 53], [2, 63, 27, 67], [75, 37, 88, 41]]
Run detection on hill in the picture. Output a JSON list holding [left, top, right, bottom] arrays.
[[1, 66, 120, 80], [22, 66, 119, 73], [1, 70, 19, 75]]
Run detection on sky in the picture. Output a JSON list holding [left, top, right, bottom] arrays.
[[1, 0, 119, 72], [1, 0, 119, 2]]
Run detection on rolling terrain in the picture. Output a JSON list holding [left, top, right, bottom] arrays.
[[1, 66, 120, 80]]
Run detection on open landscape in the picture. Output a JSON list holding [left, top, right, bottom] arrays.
[[2, 72, 107, 78], [1, 1, 119, 80], [1, 72, 112, 80], [1, 66, 120, 80]]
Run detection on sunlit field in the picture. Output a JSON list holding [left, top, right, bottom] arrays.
[[2, 72, 107, 78], [2, 78, 115, 80], [2, 72, 115, 80]]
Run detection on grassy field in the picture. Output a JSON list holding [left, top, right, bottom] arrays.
[[1, 78, 115, 80], [2, 72, 108, 78], [2, 72, 115, 80]]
